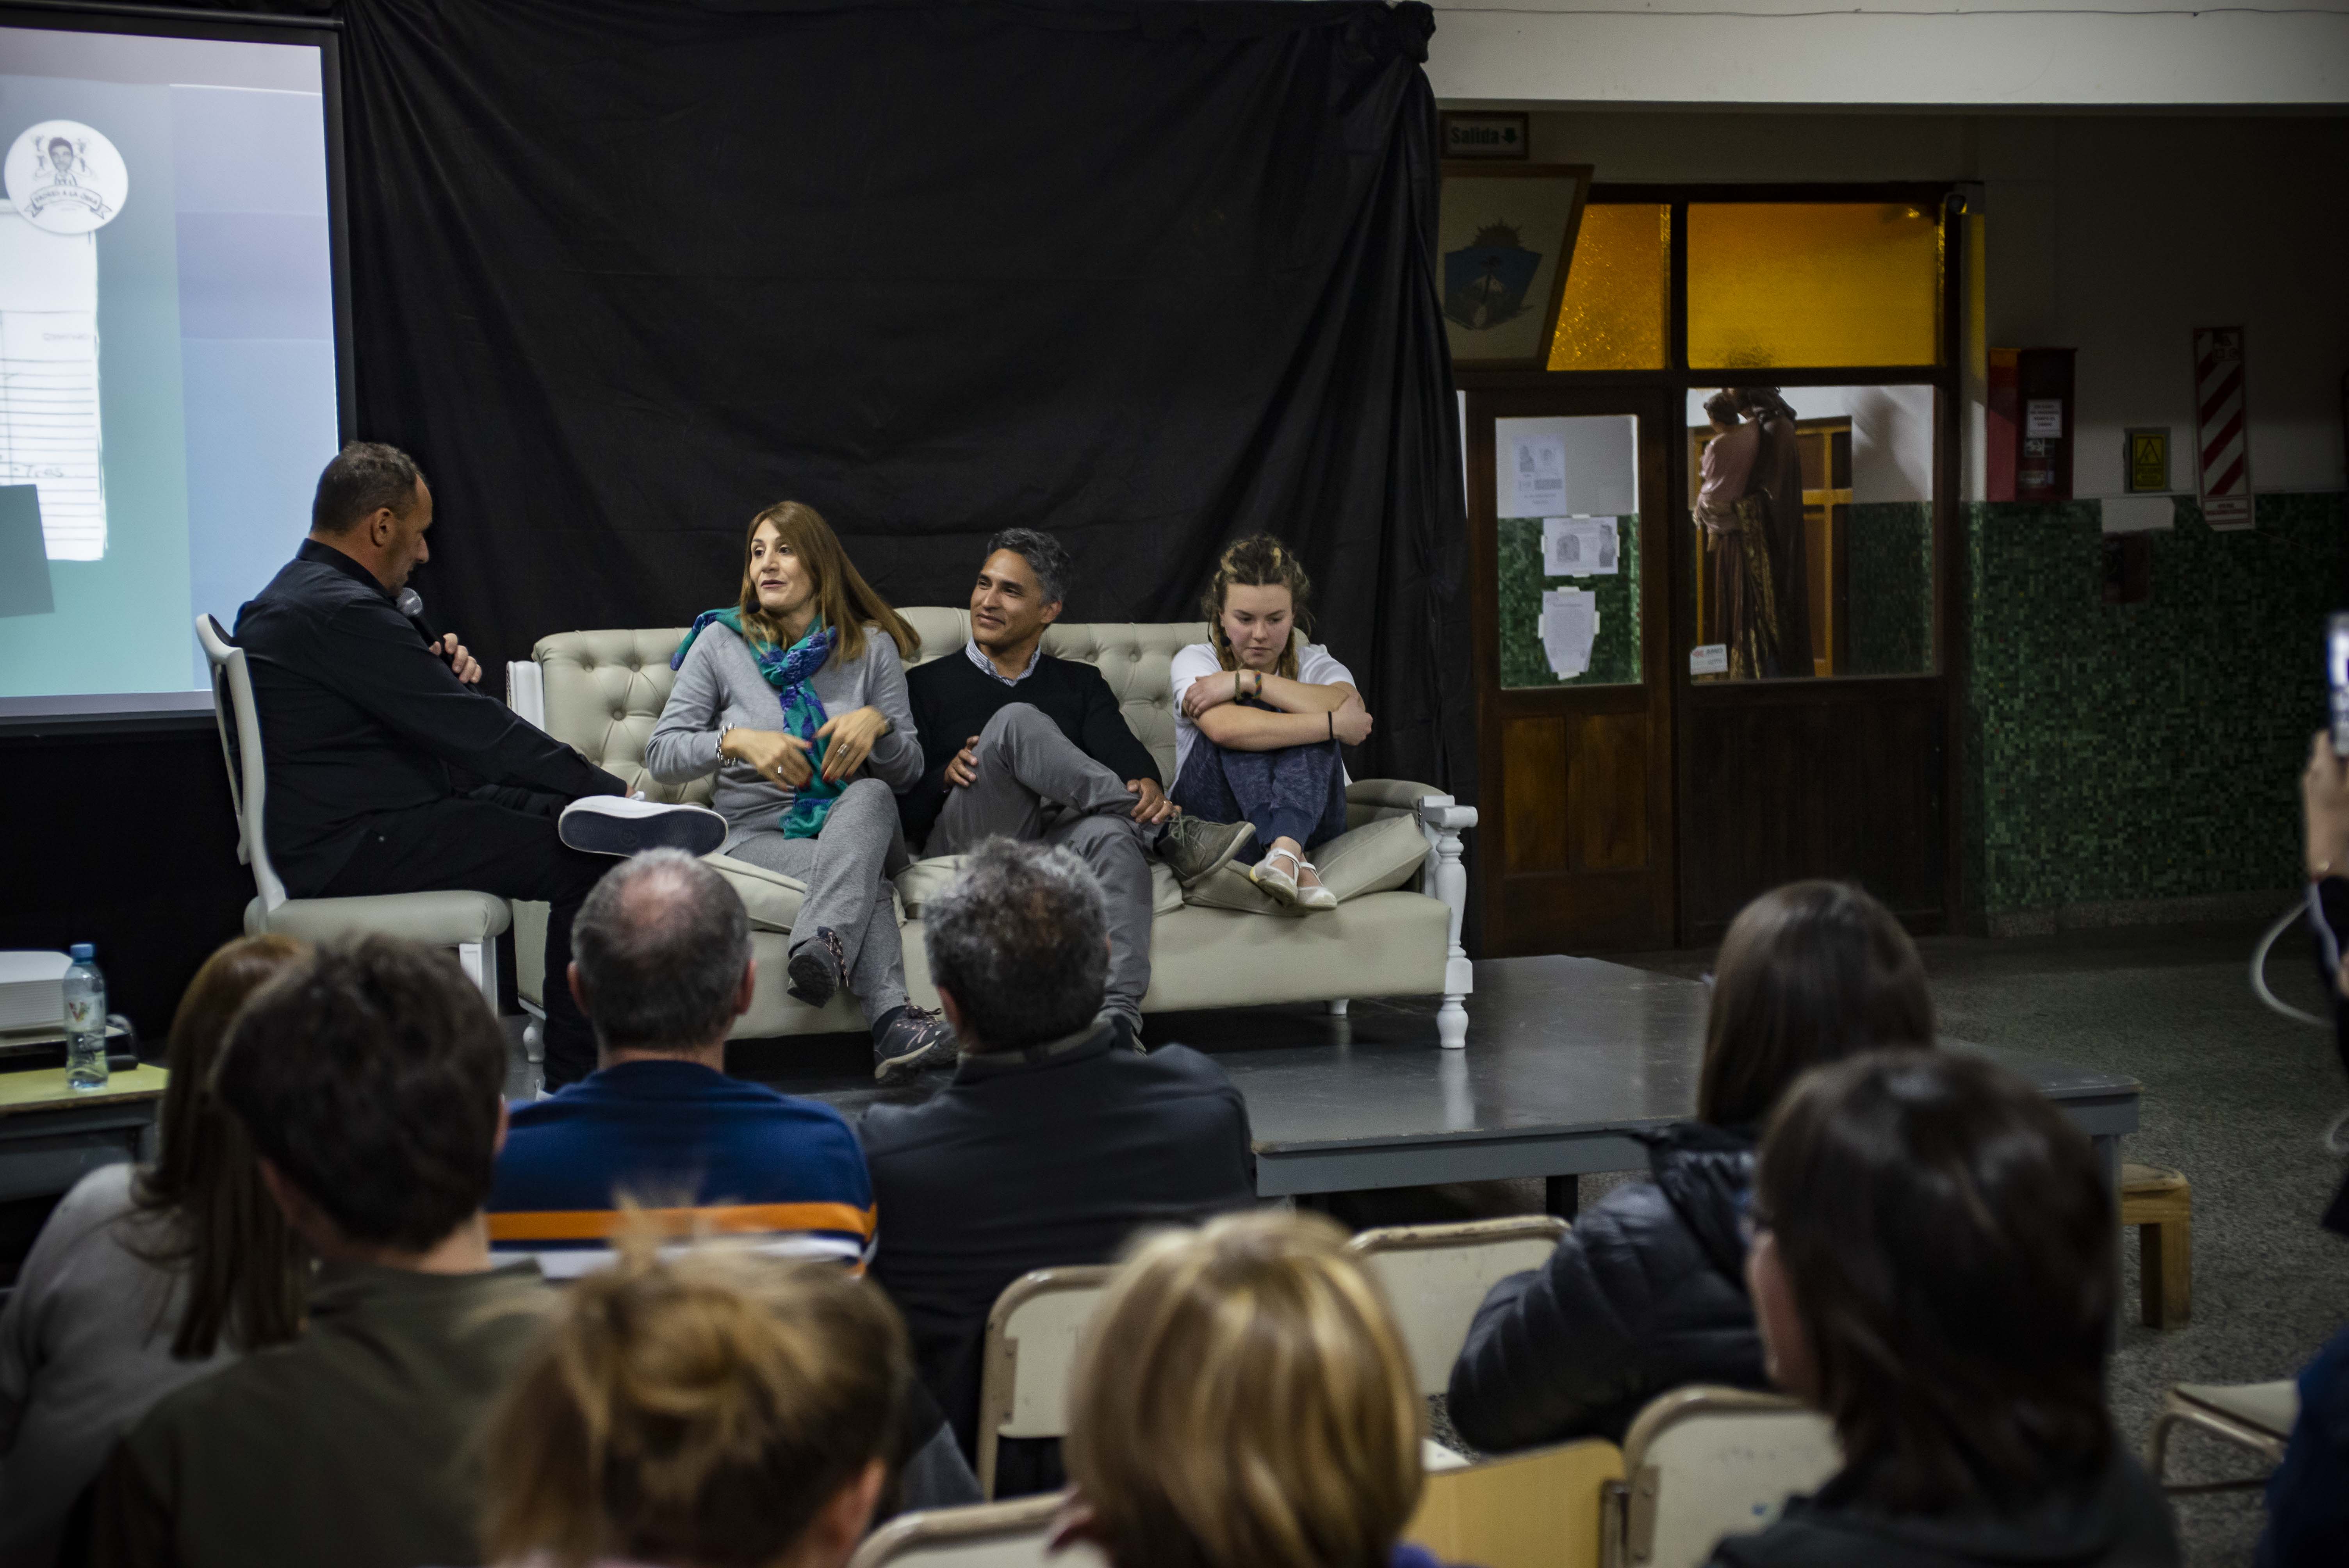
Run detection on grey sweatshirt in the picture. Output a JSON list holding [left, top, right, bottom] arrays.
[[0, 1163, 235, 1567], [646, 620, 923, 849]]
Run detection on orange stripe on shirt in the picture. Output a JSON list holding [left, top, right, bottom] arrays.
[[487, 1201, 877, 1243]]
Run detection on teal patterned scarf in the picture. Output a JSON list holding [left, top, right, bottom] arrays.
[[674, 609, 840, 838]]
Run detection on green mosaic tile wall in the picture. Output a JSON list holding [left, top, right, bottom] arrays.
[[1496, 514, 1643, 688], [1961, 491, 2346, 919], [1846, 501, 1933, 676]]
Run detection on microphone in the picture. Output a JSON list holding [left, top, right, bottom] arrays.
[[396, 587, 424, 619]]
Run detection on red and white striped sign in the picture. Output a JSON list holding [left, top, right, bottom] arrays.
[[2193, 326, 2254, 531]]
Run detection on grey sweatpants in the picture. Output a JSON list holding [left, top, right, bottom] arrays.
[[726, 776, 909, 1025], [927, 703, 1155, 1025]]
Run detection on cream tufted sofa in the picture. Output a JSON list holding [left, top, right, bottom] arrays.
[[506, 608, 1477, 1049]]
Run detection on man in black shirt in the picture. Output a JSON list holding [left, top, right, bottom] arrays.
[[231, 444, 720, 1087], [862, 840, 1256, 1494], [900, 530, 1249, 1050]]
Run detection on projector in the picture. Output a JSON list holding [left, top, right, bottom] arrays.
[[0, 952, 71, 1033]]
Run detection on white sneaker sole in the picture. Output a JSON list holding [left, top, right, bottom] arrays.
[[559, 796, 728, 859]]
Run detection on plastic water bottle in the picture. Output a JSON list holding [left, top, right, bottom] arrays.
[[63, 944, 108, 1092]]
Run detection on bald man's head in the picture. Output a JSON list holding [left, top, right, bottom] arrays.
[[571, 850, 752, 1056]]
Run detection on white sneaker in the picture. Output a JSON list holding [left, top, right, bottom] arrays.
[[1249, 846, 1303, 907], [1295, 862, 1338, 912], [558, 795, 727, 859]]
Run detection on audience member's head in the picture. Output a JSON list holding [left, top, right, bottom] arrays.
[[482, 1236, 907, 1568], [1698, 880, 1935, 1128], [131, 933, 312, 1359], [1748, 1049, 2115, 1511], [1064, 1210, 1422, 1568], [1703, 390, 1741, 429], [570, 849, 754, 1067], [216, 935, 508, 1263], [923, 837, 1108, 1053]]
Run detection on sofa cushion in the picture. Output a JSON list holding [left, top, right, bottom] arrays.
[[896, 853, 1184, 919], [1182, 813, 1427, 916], [705, 853, 809, 934]]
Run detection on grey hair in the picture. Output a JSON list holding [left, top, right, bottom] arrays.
[[572, 849, 751, 1054], [922, 838, 1107, 1052], [986, 527, 1073, 608]]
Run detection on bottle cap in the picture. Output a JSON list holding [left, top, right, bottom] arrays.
[[69, 943, 94, 960]]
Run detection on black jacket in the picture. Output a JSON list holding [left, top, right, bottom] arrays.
[[1710, 1451, 2181, 1568], [1447, 1122, 1765, 1450], [899, 648, 1161, 849], [860, 1023, 1257, 1465], [232, 540, 620, 893]]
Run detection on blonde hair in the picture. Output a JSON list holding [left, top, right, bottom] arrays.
[[738, 501, 918, 664], [481, 1233, 909, 1568], [1065, 1211, 1423, 1568], [1201, 534, 1312, 679]]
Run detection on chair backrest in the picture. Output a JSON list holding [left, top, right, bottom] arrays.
[[533, 612, 1213, 794], [195, 614, 287, 910], [1407, 1437, 1625, 1568], [1611, 1387, 1841, 1568], [1346, 1215, 1571, 1396], [846, 1493, 1108, 1568], [973, 1265, 1115, 1498]]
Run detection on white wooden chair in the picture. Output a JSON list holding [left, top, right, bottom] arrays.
[[2146, 1379, 2298, 1493], [973, 1266, 1116, 1499], [197, 614, 508, 1007], [847, 1493, 1109, 1568], [1346, 1214, 1571, 1395], [1601, 1387, 1841, 1568]]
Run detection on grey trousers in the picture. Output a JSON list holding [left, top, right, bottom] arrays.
[[929, 703, 1154, 1024], [726, 776, 909, 1025]]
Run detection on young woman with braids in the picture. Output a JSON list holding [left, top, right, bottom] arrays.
[[1169, 536, 1372, 910]]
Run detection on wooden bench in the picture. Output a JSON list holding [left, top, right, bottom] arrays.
[[2121, 1162, 2190, 1328]]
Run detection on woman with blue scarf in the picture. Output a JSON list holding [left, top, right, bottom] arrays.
[[647, 501, 955, 1082]]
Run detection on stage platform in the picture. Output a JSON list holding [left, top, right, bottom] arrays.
[[753, 955, 2143, 1204]]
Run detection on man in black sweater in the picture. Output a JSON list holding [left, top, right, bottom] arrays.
[[232, 444, 721, 1086], [901, 529, 1248, 1046], [862, 839, 1257, 1494]]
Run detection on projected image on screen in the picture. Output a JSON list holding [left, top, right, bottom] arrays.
[[0, 23, 340, 715]]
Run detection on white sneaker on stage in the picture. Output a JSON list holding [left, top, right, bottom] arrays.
[[558, 795, 727, 859]]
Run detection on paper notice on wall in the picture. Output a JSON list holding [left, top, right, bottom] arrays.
[[0, 211, 104, 560], [1690, 643, 1729, 676], [1540, 587, 1596, 679], [1505, 433, 1567, 519], [1542, 516, 1619, 577]]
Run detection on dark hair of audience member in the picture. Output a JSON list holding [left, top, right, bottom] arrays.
[[481, 1230, 908, 1568], [1754, 1049, 2116, 1511], [1200, 533, 1314, 680], [572, 849, 750, 1054], [922, 837, 1108, 1051], [213, 936, 508, 1251], [1703, 390, 1741, 425], [311, 440, 423, 535], [737, 499, 917, 664], [1064, 1210, 1423, 1568], [1698, 880, 1935, 1128], [127, 934, 311, 1358]]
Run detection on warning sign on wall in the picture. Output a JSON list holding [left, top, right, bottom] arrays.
[[2192, 326, 2254, 531]]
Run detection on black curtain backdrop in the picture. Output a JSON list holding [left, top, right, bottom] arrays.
[[330, 0, 1474, 794]]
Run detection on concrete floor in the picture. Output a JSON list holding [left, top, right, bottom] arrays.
[[1612, 914, 2349, 1568]]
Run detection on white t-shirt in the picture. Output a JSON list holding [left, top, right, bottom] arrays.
[[1168, 641, 1357, 780]]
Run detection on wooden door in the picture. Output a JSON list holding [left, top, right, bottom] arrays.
[[1467, 387, 1676, 955]]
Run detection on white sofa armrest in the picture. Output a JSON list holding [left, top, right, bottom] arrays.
[[1347, 778, 1477, 1049], [506, 659, 546, 731]]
